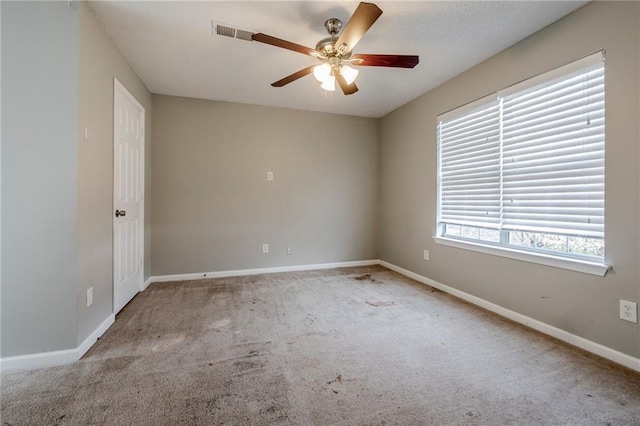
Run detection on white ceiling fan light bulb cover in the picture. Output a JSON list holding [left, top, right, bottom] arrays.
[[340, 65, 359, 85], [321, 75, 336, 91], [313, 63, 332, 82]]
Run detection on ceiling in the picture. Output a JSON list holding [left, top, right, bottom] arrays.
[[89, 1, 588, 118]]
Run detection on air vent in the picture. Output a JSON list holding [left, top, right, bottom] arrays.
[[212, 22, 255, 42], [216, 24, 235, 38], [235, 29, 254, 42]]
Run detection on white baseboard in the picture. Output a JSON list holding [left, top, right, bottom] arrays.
[[0, 348, 77, 373], [147, 259, 379, 285], [77, 314, 115, 358], [142, 276, 153, 291], [379, 260, 640, 373], [4, 260, 637, 374], [1, 314, 115, 373]]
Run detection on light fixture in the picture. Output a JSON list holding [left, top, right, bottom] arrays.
[[340, 65, 359, 85], [320, 75, 336, 91], [314, 57, 358, 92], [313, 63, 332, 82]]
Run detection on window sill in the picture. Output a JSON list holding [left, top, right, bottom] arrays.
[[433, 236, 610, 277]]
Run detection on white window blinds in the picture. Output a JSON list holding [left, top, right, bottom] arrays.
[[439, 97, 501, 229], [501, 60, 604, 238], [437, 51, 605, 256]]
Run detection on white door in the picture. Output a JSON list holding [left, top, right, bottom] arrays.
[[113, 78, 145, 314]]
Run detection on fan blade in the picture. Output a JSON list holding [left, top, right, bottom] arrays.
[[351, 54, 419, 68], [271, 66, 316, 87], [336, 73, 359, 95], [334, 2, 383, 55], [252, 33, 321, 57]]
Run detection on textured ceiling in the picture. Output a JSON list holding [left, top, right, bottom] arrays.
[[89, 1, 588, 118]]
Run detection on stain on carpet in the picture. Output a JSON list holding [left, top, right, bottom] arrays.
[[365, 301, 395, 307], [232, 360, 263, 372], [327, 375, 342, 385], [304, 314, 317, 326], [352, 274, 380, 283], [327, 374, 355, 385]]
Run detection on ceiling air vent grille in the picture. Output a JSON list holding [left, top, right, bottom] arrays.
[[235, 29, 254, 42], [212, 22, 254, 42]]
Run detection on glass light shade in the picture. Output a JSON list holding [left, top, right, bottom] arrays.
[[340, 65, 359, 85], [320, 75, 336, 91], [313, 63, 332, 82]]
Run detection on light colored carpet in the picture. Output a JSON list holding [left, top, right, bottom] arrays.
[[2, 265, 639, 425]]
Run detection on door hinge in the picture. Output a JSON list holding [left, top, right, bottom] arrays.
[[67, 1, 78, 9], [140, 258, 143, 267]]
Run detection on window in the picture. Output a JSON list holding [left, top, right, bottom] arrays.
[[435, 52, 607, 276]]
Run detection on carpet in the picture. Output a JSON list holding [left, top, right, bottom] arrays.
[[2, 265, 639, 425]]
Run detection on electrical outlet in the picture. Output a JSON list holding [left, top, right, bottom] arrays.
[[267, 171, 274, 181], [262, 243, 269, 254], [287, 246, 293, 255], [423, 250, 429, 261], [86, 287, 93, 307], [620, 300, 637, 323]]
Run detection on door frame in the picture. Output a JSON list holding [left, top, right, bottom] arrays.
[[113, 77, 145, 314]]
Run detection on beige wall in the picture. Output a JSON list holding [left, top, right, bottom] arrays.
[[380, 1, 640, 358], [151, 95, 378, 275], [1, 1, 79, 356], [77, 1, 152, 345]]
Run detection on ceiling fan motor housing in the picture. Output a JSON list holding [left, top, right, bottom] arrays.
[[316, 18, 351, 59], [324, 18, 342, 36]]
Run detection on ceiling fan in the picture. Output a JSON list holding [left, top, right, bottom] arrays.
[[251, 2, 419, 95]]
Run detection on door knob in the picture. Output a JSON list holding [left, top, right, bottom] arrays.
[[115, 210, 126, 217]]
